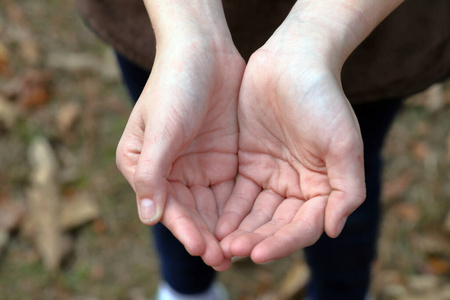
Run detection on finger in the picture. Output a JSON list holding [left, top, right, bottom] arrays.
[[220, 190, 283, 257], [325, 136, 366, 238], [190, 185, 219, 233], [215, 175, 261, 240], [211, 179, 235, 216], [173, 183, 226, 267], [251, 196, 327, 263], [116, 120, 143, 190], [134, 128, 179, 225], [116, 117, 169, 226], [228, 198, 302, 257], [220, 228, 251, 258], [212, 258, 232, 272], [200, 230, 228, 267], [236, 190, 284, 231], [162, 185, 206, 257]]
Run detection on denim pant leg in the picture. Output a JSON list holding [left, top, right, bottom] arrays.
[[304, 99, 403, 300], [116, 52, 217, 294]]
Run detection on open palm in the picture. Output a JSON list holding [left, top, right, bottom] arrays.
[[216, 51, 366, 263], [116, 45, 245, 269]]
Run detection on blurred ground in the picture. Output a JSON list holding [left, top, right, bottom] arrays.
[[0, 1, 449, 299]]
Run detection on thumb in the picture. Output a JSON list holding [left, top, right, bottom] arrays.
[[324, 132, 366, 238], [134, 132, 175, 225]]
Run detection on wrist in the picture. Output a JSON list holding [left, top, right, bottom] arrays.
[[261, 0, 404, 73], [144, 0, 235, 53]]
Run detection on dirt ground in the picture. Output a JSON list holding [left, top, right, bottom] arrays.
[[0, 1, 449, 299]]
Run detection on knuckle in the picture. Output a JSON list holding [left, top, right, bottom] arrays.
[[133, 172, 154, 188], [115, 142, 127, 171]]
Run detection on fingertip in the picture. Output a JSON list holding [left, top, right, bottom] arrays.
[[230, 234, 255, 258], [201, 238, 228, 268], [185, 239, 206, 257], [214, 223, 227, 241], [250, 244, 271, 264], [324, 188, 363, 238], [250, 237, 291, 264], [336, 216, 347, 237], [212, 258, 232, 272], [326, 216, 347, 238], [135, 181, 167, 225], [138, 198, 162, 225], [215, 216, 236, 241], [220, 229, 249, 259], [219, 237, 233, 259], [171, 223, 206, 257], [215, 175, 262, 240]]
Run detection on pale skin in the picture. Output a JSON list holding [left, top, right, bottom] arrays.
[[116, 0, 405, 270]]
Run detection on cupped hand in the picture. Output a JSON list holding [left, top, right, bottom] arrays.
[[116, 42, 245, 269], [216, 46, 366, 264]]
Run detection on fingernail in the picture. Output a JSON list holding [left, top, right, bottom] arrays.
[[140, 198, 156, 221], [336, 217, 347, 237]]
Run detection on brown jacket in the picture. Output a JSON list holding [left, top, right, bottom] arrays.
[[76, 0, 450, 103]]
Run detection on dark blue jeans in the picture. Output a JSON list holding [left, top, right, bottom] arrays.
[[116, 53, 402, 299]]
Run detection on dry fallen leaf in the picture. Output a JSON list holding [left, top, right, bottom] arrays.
[[18, 70, 52, 110], [60, 192, 99, 231], [0, 41, 10, 75], [411, 232, 450, 257], [394, 202, 421, 223], [20, 39, 41, 66], [0, 200, 26, 231], [4, 0, 41, 65], [56, 101, 81, 135], [445, 88, 450, 104], [0, 230, 9, 253], [444, 212, 450, 234], [93, 218, 107, 235], [440, 284, 450, 300], [404, 91, 425, 107], [407, 274, 440, 294], [47, 50, 120, 81], [376, 272, 408, 300], [27, 136, 62, 272], [425, 255, 450, 275], [411, 140, 429, 163], [278, 261, 310, 300], [0, 95, 18, 131], [423, 84, 445, 113], [383, 169, 415, 200]]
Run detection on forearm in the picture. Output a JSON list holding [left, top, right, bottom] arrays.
[[264, 0, 405, 71], [143, 0, 233, 51]]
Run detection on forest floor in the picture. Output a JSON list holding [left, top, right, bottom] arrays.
[[0, 1, 449, 299]]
